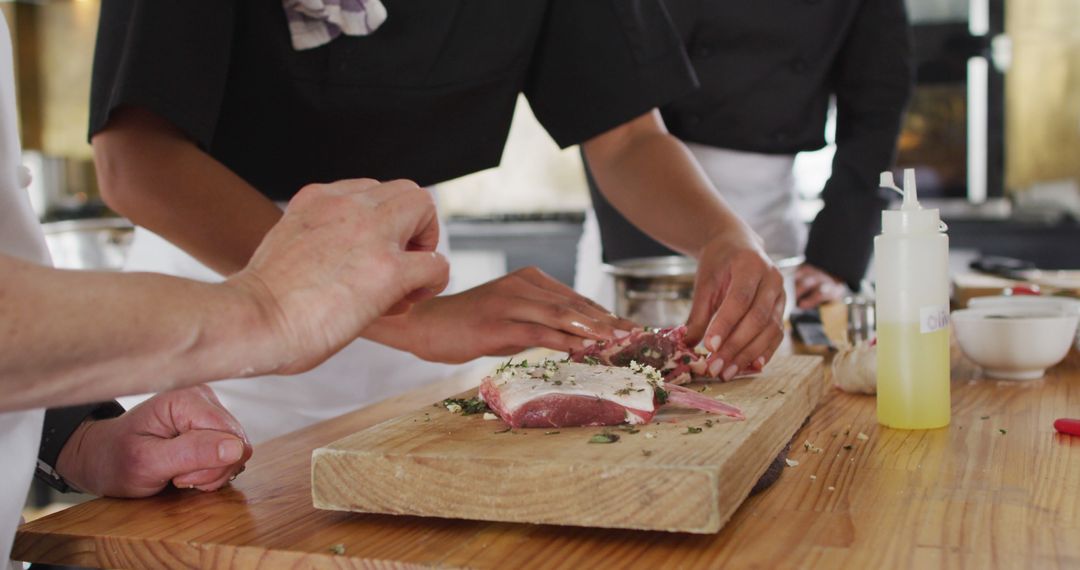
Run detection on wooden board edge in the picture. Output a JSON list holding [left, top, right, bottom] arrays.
[[312, 448, 722, 534]]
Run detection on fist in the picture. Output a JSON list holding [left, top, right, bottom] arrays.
[[55, 385, 252, 498]]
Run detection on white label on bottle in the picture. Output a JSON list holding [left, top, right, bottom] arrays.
[[920, 305, 950, 334]]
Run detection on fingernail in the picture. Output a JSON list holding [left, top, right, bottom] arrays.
[[614, 329, 630, 339], [722, 365, 739, 381], [708, 359, 725, 377], [219, 438, 244, 463], [707, 335, 722, 352], [755, 357, 766, 370], [582, 339, 596, 347]]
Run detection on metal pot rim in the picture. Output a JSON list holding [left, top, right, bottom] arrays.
[[603, 253, 804, 278], [41, 217, 133, 235], [603, 255, 696, 278]]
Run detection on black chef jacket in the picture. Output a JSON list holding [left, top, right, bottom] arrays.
[[590, 0, 913, 289], [88, 0, 697, 201]]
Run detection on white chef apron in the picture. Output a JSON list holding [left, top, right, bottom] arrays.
[[575, 143, 804, 309], [0, 12, 52, 569], [118, 197, 458, 444]]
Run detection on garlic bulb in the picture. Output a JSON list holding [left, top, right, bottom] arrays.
[[832, 341, 877, 394]]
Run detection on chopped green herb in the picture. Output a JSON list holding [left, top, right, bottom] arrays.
[[544, 431, 560, 435], [617, 425, 640, 434], [999, 428, 1007, 435], [698, 385, 708, 393], [584, 356, 601, 365], [588, 432, 620, 444], [614, 387, 632, 396], [494, 427, 512, 434], [842, 444, 853, 450], [442, 397, 490, 415], [777, 389, 786, 395], [641, 449, 653, 457], [681, 355, 692, 364], [980, 415, 990, 420], [655, 387, 669, 405], [704, 419, 714, 428], [329, 544, 346, 555], [684, 426, 703, 435], [553, 380, 563, 386]]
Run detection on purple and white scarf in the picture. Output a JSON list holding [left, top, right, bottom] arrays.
[[282, 0, 387, 50]]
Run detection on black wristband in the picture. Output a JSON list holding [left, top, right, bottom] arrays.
[[36, 401, 126, 493]]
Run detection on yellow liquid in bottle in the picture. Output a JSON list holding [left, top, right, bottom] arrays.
[[876, 322, 951, 429]]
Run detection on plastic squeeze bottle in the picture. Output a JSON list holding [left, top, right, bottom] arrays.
[[874, 169, 951, 429]]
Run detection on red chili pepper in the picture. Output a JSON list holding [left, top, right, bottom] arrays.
[[1006, 284, 1041, 296], [1054, 418, 1080, 436]]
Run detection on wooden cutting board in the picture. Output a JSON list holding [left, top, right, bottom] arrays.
[[312, 355, 824, 534]]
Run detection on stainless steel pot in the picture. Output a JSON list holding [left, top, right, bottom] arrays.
[[41, 217, 134, 270], [605, 254, 804, 328]]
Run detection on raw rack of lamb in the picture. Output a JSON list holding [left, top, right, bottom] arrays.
[[568, 325, 713, 384], [479, 359, 743, 429]]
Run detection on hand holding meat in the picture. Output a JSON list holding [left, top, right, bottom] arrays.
[[227, 179, 450, 374], [55, 386, 252, 497], [390, 267, 639, 363], [685, 232, 786, 380]]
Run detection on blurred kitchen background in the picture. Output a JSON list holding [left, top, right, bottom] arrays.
[[8, 0, 1080, 517], [4, 0, 1080, 285]]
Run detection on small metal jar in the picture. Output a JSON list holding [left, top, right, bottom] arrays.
[[605, 256, 697, 328], [605, 254, 804, 328]]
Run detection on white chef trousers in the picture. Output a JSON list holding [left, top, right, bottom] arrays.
[[118, 197, 458, 444], [575, 143, 803, 308], [0, 12, 53, 568]]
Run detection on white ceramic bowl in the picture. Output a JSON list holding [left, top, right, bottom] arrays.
[[951, 307, 1079, 380], [968, 295, 1080, 352]]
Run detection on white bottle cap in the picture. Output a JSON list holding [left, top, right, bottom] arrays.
[[880, 169, 943, 234]]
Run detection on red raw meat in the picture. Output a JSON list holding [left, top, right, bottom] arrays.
[[479, 360, 743, 429], [568, 325, 711, 384]]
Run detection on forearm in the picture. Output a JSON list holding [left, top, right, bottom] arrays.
[[582, 111, 758, 258], [806, 143, 894, 287], [0, 256, 279, 412], [94, 107, 282, 276]]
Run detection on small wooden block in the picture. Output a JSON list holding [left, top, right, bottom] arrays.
[[312, 355, 825, 534]]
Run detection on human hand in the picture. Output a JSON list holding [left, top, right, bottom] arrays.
[[227, 179, 451, 375], [389, 267, 639, 363], [684, 232, 786, 380], [55, 385, 252, 498], [794, 263, 847, 309]]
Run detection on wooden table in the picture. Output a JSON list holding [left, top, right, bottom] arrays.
[[15, 346, 1080, 569]]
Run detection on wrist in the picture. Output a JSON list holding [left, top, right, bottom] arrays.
[[216, 271, 293, 376], [55, 418, 105, 494], [700, 223, 764, 259], [360, 298, 432, 357]]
